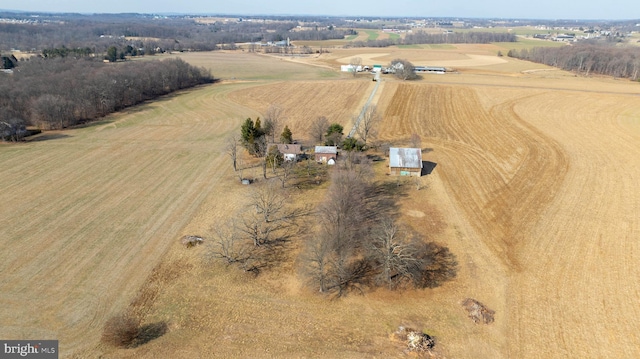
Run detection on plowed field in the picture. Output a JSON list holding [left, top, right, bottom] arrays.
[[377, 79, 640, 358], [3, 47, 640, 358], [227, 80, 375, 142]]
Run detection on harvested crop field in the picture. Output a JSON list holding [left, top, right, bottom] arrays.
[[227, 80, 375, 141], [2, 46, 640, 358], [0, 81, 264, 356], [375, 72, 640, 357]]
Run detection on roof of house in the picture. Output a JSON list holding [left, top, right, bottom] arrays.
[[275, 144, 303, 154], [315, 146, 338, 154], [389, 147, 422, 169]]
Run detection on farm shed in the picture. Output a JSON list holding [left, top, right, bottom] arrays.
[[341, 64, 363, 72], [414, 66, 446, 74], [315, 146, 338, 164], [275, 144, 303, 162], [389, 147, 422, 176]]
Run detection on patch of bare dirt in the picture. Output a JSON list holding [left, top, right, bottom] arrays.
[[462, 298, 495, 324]]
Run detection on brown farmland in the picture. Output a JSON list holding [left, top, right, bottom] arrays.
[[1, 46, 640, 358]]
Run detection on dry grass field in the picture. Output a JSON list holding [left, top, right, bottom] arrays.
[[2, 43, 640, 358]]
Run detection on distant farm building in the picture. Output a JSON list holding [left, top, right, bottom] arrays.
[[389, 147, 422, 176], [341, 64, 363, 72], [315, 146, 338, 164], [414, 66, 446, 74], [553, 34, 576, 42]]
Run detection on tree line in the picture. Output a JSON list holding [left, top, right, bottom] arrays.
[[346, 31, 517, 48], [0, 12, 350, 55], [508, 42, 640, 80], [1, 12, 521, 57], [0, 56, 214, 132]]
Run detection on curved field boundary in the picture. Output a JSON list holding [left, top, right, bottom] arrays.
[[504, 91, 640, 358], [379, 83, 568, 268]]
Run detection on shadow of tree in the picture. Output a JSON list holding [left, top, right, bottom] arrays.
[[134, 321, 169, 346], [28, 133, 71, 142], [363, 180, 409, 222]]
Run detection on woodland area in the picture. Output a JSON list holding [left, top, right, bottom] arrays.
[[0, 12, 351, 53], [0, 57, 214, 135], [508, 42, 640, 80]]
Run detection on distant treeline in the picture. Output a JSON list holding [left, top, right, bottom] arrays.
[[0, 57, 214, 131], [0, 13, 351, 54], [347, 31, 517, 48], [508, 43, 640, 80]]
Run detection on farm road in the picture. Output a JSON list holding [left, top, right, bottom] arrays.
[[348, 77, 380, 138]]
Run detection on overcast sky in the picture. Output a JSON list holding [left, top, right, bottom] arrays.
[[6, 0, 640, 20]]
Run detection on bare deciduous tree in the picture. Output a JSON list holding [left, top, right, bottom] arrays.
[[301, 230, 333, 293], [208, 220, 255, 269], [209, 181, 308, 273], [311, 116, 329, 143], [302, 162, 374, 296], [226, 135, 239, 171], [277, 159, 295, 189], [349, 57, 362, 77], [264, 104, 286, 144], [355, 104, 380, 145], [0, 118, 27, 142], [368, 219, 418, 289], [101, 313, 141, 348]]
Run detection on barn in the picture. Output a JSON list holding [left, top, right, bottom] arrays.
[[414, 66, 446, 74], [315, 146, 338, 164], [389, 147, 422, 176]]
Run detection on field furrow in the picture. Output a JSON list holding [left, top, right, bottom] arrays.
[[379, 83, 568, 268], [506, 92, 640, 358]]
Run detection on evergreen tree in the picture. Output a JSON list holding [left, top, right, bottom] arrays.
[[241, 117, 255, 144], [254, 117, 264, 138], [325, 123, 344, 146], [280, 125, 293, 144], [106, 46, 118, 62]]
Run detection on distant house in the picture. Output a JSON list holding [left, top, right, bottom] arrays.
[[275, 144, 303, 162], [389, 147, 422, 176], [314, 146, 338, 164]]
